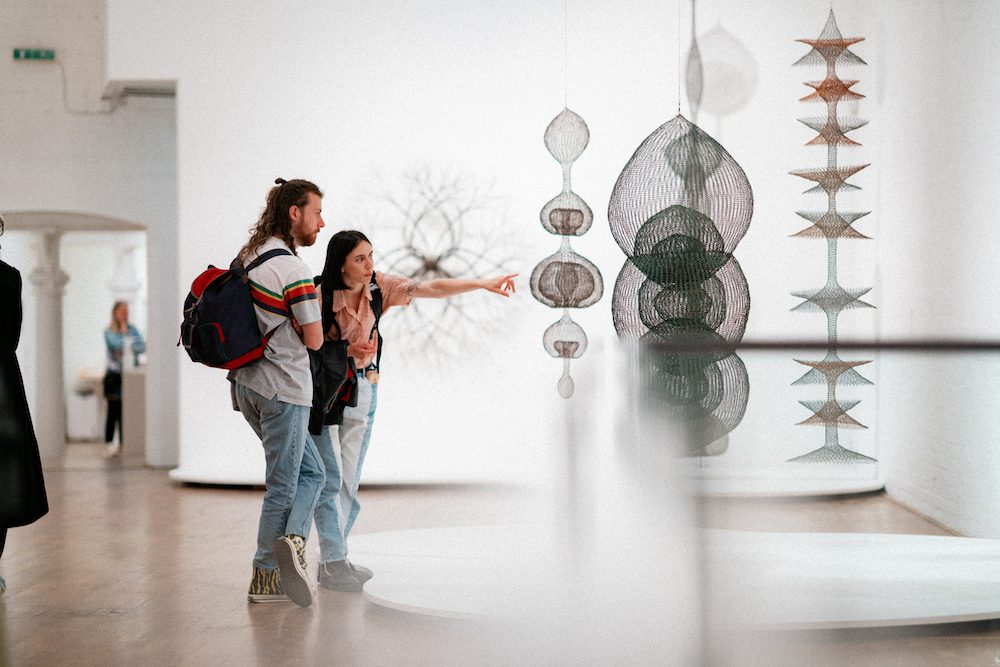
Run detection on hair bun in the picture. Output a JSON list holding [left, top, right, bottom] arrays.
[[274, 177, 287, 185]]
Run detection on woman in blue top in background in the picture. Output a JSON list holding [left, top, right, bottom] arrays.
[[103, 301, 145, 457]]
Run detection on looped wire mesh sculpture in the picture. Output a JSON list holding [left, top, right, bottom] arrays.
[[530, 108, 604, 398], [609, 114, 752, 455], [788, 10, 876, 464]]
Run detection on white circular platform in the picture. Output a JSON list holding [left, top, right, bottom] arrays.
[[351, 525, 1000, 630], [351, 525, 569, 619], [350, 523, 703, 663], [684, 464, 884, 497], [707, 529, 1000, 628]]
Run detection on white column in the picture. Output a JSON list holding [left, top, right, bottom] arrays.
[[28, 231, 69, 459]]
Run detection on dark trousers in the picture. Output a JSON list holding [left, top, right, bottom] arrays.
[[105, 399, 122, 444]]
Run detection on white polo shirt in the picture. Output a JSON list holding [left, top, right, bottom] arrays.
[[228, 236, 320, 406]]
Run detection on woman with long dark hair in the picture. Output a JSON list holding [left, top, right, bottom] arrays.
[[0, 214, 48, 595], [309, 229, 515, 591]]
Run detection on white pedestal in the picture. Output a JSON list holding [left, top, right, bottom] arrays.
[[67, 372, 104, 440], [122, 366, 146, 461]]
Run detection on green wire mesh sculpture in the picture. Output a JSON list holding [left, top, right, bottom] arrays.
[[530, 108, 604, 398], [788, 10, 876, 464], [609, 114, 752, 455]]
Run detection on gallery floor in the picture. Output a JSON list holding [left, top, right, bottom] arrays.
[[2, 442, 1000, 666]]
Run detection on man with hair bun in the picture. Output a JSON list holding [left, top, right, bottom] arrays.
[[231, 178, 326, 607]]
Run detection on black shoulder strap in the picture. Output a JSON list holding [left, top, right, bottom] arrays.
[[369, 276, 383, 371], [243, 249, 296, 345], [243, 248, 292, 272], [370, 277, 383, 323], [315, 276, 342, 340], [313, 275, 383, 366]]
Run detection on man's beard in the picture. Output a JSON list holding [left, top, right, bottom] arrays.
[[296, 229, 319, 247]]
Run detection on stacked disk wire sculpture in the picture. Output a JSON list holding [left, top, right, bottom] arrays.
[[788, 10, 876, 464], [609, 114, 752, 455], [531, 108, 604, 399]]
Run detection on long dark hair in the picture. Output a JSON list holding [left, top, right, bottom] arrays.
[[240, 177, 323, 262], [320, 230, 372, 291]]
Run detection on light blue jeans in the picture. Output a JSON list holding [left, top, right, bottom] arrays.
[[234, 383, 325, 571], [312, 376, 378, 563]]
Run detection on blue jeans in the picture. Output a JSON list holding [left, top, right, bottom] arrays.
[[234, 383, 325, 571], [312, 376, 378, 563]]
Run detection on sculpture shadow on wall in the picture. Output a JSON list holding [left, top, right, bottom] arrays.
[[358, 168, 522, 362], [686, 0, 759, 135]]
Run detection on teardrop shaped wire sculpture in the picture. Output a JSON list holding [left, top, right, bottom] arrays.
[[685, 0, 704, 123], [609, 114, 752, 455]]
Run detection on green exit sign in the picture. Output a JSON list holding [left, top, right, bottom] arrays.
[[13, 48, 55, 61]]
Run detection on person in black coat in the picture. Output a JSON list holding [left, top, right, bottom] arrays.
[[0, 215, 48, 595]]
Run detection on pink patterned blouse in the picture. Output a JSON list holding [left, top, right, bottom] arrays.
[[326, 271, 414, 368]]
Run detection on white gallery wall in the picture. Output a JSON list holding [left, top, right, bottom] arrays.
[[4, 1, 999, 533], [864, 2, 1000, 538]]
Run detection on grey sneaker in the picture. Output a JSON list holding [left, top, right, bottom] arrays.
[[345, 560, 373, 583], [274, 534, 312, 607], [318, 560, 363, 592]]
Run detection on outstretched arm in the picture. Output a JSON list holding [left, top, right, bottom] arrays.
[[406, 274, 518, 299]]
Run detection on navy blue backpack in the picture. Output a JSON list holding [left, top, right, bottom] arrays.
[[179, 249, 290, 369]]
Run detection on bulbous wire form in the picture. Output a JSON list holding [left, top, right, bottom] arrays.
[[608, 115, 752, 256], [540, 190, 593, 236], [544, 108, 590, 164], [643, 350, 749, 456], [531, 242, 603, 309], [610, 113, 752, 455], [612, 255, 748, 345], [543, 312, 588, 359], [787, 10, 876, 465]]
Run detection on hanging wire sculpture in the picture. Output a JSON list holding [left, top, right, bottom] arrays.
[[530, 108, 604, 398], [685, 0, 758, 134], [372, 169, 520, 359], [685, 0, 704, 123], [609, 114, 752, 455], [788, 10, 876, 464]]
